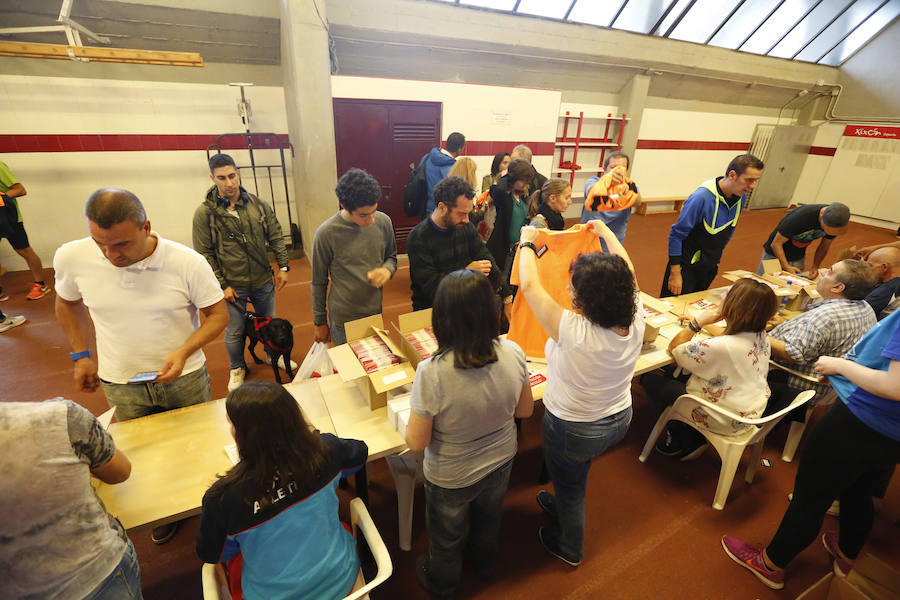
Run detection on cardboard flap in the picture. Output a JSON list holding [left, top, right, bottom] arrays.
[[762, 258, 781, 274], [369, 363, 415, 393], [344, 314, 385, 342], [327, 344, 368, 382], [397, 308, 433, 333], [372, 327, 407, 360]]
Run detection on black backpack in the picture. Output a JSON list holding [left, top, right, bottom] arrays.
[[403, 156, 429, 218]]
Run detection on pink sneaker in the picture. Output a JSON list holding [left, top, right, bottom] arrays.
[[26, 282, 50, 301], [721, 535, 785, 590], [822, 532, 853, 577]]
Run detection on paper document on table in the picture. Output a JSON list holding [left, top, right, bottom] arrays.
[[641, 347, 670, 364], [659, 323, 683, 339], [97, 406, 116, 430], [224, 443, 240, 466]]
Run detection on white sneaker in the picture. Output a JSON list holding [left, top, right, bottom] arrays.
[[266, 355, 298, 372], [0, 315, 26, 333], [228, 367, 245, 392]]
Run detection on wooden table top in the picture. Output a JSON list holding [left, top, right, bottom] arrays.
[[96, 377, 405, 531]]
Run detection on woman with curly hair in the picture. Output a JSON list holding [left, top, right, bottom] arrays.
[[640, 277, 777, 460], [518, 220, 644, 567]]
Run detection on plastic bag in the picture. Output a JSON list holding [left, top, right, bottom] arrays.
[[294, 341, 336, 381]]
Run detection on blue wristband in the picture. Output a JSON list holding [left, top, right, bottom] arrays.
[[70, 350, 92, 361]]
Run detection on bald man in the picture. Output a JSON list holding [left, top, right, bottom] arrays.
[[865, 247, 900, 319]]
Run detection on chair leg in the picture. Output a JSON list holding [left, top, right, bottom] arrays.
[[712, 448, 743, 510], [781, 420, 808, 463], [386, 453, 420, 552], [745, 442, 764, 484], [639, 411, 672, 462]]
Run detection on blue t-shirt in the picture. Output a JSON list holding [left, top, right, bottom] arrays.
[[828, 309, 900, 441]]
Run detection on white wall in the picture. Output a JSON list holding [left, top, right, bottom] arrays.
[[632, 108, 775, 198], [331, 75, 562, 188], [0, 74, 291, 265]]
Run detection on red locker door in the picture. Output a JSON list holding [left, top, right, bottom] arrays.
[[333, 98, 441, 252]]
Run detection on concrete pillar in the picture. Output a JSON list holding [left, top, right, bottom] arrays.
[[795, 94, 830, 125], [617, 74, 650, 163], [280, 0, 337, 257]]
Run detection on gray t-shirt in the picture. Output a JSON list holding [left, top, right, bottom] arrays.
[[411, 339, 528, 488], [311, 210, 398, 326], [0, 400, 127, 599]]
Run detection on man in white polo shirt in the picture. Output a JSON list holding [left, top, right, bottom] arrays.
[[54, 188, 228, 544]]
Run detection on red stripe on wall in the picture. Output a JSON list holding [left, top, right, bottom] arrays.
[[808, 146, 836, 156], [445, 140, 557, 156], [635, 140, 751, 151], [0, 133, 290, 153]]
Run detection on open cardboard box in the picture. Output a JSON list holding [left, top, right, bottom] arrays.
[[392, 308, 436, 370], [640, 292, 679, 343], [795, 552, 900, 600], [326, 314, 415, 411], [757, 258, 821, 311]]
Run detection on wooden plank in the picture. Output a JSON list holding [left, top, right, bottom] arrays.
[[0, 41, 203, 67]]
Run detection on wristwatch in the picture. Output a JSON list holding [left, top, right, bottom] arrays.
[[70, 349, 92, 361], [687, 318, 702, 333], [520, 242, 538, 253]]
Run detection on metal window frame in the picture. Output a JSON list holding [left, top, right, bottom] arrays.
[[736, 0, 786, 51], [764, 0, 825, 55], [814, 0, 889, 63], [705, 0, 747, 44], [791, 0, 857, 59]]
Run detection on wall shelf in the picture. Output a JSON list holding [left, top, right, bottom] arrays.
[[554, 111, 627, 189]]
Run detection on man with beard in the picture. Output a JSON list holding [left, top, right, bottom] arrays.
[[407, 176, 510, 312]]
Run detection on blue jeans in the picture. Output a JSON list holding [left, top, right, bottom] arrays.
[[756, 249, 806, 275], [542, 407, 632, 561], [330, 320, 347, 346], [225, 280, 276, 369], [84, 539, 143, 600], [100, 366, 212, 421], [424, 459, 513, 597]]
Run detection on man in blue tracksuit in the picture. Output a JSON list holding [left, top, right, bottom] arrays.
[[422, 132, 466, 215], [661, 154, 764, 298]]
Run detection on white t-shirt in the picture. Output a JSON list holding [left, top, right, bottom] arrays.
[[54, 233, 225, 384], [544, 308, 645, 422], [670, 331, 771, 435]]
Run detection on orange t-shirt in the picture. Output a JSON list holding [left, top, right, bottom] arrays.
[[508, 225, 603, 358], [584, 165, 637, 212]]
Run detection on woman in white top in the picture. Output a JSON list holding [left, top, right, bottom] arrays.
[[518, 220, 644, 567], [641, 277, 777, 459]]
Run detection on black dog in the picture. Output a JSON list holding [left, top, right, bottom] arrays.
[[244, 310, 295, 384]]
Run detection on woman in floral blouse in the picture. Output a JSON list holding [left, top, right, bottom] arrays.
[[641, 277, 778, 460]]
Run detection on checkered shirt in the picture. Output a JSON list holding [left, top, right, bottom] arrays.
[[770, 298, 876, 397]]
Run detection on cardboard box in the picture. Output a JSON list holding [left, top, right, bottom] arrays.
[[794, 553, 900, 600], [722, 269, 799, 300], [392, 308, 437, 370], [327, 314, 415, 411], [640, 292, 679, 343]]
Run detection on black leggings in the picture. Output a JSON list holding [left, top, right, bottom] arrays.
[[766, 401, 899, 568]]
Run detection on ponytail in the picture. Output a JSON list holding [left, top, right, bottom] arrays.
[[527, 188, 542, 219]]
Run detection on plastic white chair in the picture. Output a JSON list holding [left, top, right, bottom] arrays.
[[768, 361, 836, 462], [201, 498, 393, 600], [639, 389, 816, 510]]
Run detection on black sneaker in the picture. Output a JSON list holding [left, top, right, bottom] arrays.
[[538, 527, 581, 566], [536, 490, 558, 520], [655, 429, 682, 456], [151, 521, 181, 545]]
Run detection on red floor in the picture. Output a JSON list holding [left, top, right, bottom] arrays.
[[1, 208, 897, 599]]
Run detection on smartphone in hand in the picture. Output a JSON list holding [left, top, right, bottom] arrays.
[[128, 371, 158, 384]]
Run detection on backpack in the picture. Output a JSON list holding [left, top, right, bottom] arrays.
[[403, 156, 429, 218]]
